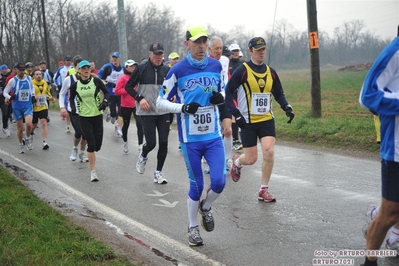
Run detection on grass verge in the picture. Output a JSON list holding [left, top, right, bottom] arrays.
[[0, 167, 133, 265], [274, 68, 379, 154]]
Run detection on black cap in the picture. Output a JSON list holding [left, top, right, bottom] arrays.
[[248, 37, 267, 50], [15, 62, 26, 71], [222, 45, 233, 56], [64, 55, 72, 60], [149, 43, 164, 54]]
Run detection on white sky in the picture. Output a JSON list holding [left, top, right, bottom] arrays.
[[129, 0, 399, 40]]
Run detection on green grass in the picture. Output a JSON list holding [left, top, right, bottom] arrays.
[[0, 167, 133, 265], [274, 68, 379, 154]]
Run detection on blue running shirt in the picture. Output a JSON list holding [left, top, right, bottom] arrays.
[[159, 57, 223, 143]]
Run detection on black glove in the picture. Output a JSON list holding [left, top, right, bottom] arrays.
[[106, 82, 116, 88], [283, 104, 295, 123], [9, 95, 16, 101], [31, 96, 36, 104], [182, 102, 200, 114], [57, 85, 61, 91], [210, 91, 224, 105], [98, 99, 108, 111], [232, 109, 246, 129]]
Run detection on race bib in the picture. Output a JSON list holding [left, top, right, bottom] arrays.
[[251, 93, 271, 115], [36, 96, 47, 106], [18, 90, 29, 101], [188, 106, 215, 135]]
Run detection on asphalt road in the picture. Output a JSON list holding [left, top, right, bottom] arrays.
[[0, 110, 397, 266]]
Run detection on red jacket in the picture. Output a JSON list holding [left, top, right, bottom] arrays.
[[114, 73, 136, 108]]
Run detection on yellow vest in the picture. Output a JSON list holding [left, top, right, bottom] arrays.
[[242, 62, 274, 123]]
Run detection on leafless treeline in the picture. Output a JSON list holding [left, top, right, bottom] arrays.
[[0, 0, 393, 72]]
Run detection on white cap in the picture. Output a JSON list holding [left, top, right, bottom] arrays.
[[229, 43, 241, 51], [125, 59, 137, 67]]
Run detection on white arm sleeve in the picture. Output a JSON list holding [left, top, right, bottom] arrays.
[[3, 79, 15, 99], [156, 96, 184, 114], [59, 77, 71, 109]]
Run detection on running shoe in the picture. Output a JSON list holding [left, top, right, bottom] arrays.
[[123, 141, 129, 154], [154, 171, 168, 184], [111, 117, 116, 124], [187, 226, 203, 246], [79, 152, 89, 163], [18, 143, 24, 154], [26, 136, 33, 150], [136, 153, 148, 174], [90, 170, 99, 182], [233, 141, 243, 151], [226, 159, 233, 171], [386, 238, 399, 253], [105, 112, 111, 122], [65, 124, 71, 133], [116, 129, 123, 138], [70, 148, 78, 161], [199, 200, 214, 232], [230, 154, 242, 182], [362, 204, 378, 238], [2, 128, 10, 137], [258, 187, 276, 202], [42, 142, 49, 150]]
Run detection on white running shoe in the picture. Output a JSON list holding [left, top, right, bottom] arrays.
[[42, 142, 49, 150], [138, 143, 143, 153], [70, 148, 78, 161], [79, 152, 89, 163], [90, 170, 99, 182], [19, 143, 24, 154], [2, 128, 10, 137], [105, 112, 111, 122], [116, 129, 123, 138], [136, 153, 148, 174], [26, 136, 33, 150], [386, 238, 399, 253], [154, 171, 168, 184], [226, 159, 233, 171], [123, 142, 129, 154]]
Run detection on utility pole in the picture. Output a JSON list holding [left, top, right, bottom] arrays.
[[307, 0, 321, 118], [117, 0, 128, 63], [41, 0, 50, 66]]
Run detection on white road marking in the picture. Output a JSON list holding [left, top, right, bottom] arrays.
[[0, 149, 224, 266]]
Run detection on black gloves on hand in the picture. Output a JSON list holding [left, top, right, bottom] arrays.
[[98, 99, 108, 111], [31, 96, 36, 104], [232, 109, 246, 129], [106, 82, 116, 88], [57, 85, 61, 91], [9, 95, 16, 101], [182, 102, 200, 114], [283, 104, 295, 123], [210, 91, 224, 105]]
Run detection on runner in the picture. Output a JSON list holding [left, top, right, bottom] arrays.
[[31, 69, 55, 149], [3, 63, 35, 153]]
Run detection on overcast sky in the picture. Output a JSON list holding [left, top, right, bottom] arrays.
[[129, 0, 398, 40]]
